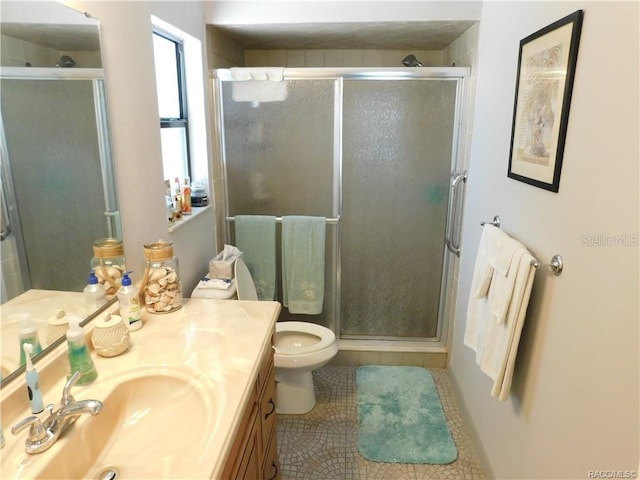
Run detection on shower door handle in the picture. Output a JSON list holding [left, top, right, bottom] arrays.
[[104, 210, 121, 239], [445, 171, 467, 257], [0, 180, 11, 241]]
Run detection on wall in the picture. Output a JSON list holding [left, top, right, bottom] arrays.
[[443, 22, 479, 68], [0, 34, 101, 67], [205, 1, 482, 25], [243, 48, 443, 67], [449, 2, 639, 479], [66, 1, 216, 294]]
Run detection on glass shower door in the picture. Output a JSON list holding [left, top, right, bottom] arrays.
[[220, 79, 339, 330], [1, 78, 115, 296], [340, 79, 459, 339]]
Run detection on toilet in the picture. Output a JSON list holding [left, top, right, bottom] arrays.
[[233, 258, 339, 415], [273, 321, 338, 414], [190, 276, 237, 299]]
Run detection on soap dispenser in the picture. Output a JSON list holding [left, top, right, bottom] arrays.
[[65, 316, 98, 385], [118, 271, 142, 331], [83, 270, 107, 311]]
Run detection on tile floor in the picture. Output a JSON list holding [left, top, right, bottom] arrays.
[[277, 365, 486, 480]]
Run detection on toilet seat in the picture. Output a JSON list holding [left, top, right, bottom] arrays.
[[275, 321, 336, 355]]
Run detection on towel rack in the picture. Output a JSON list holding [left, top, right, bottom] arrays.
[[226, 216, 341, 224], [480, 215, 500, 228], [480, 215, 564, 276]]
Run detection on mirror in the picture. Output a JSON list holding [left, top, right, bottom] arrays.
[[0, 2, 120, 387]]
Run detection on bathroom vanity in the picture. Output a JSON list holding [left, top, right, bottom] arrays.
[[0, 297, 281, 479]]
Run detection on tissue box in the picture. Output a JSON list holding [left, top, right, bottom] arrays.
[[209, 245, 242, 280], [209, 256, 235, 280]]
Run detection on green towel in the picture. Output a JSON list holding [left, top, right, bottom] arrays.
[[281, 216, 326, 315], [234, 215, 276, 301]]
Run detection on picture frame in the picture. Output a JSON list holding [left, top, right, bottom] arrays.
[[507, 10, 584, 192]]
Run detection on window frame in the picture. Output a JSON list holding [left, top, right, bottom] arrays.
[[153, 29, 192, 179]]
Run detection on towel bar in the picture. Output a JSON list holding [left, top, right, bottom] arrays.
[[480, 215, 500, 228], [480, 216, 563, 276], [226, 216, 340, 224], [531, 254, 563, 276]]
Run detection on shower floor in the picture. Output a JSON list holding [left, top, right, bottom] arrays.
[[277, 365, 486, 479]]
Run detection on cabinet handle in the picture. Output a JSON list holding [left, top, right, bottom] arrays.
[[264, 398, 276, 420], [268, 461, 279, 480]]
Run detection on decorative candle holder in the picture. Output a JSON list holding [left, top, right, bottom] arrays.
[[91, 314, 130, 357]]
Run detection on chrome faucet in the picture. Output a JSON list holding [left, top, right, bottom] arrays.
[[11, 371, 103, 454]]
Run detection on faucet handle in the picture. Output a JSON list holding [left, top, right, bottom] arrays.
[[61, 371, 81, 404], [11, 416, 47, 443]]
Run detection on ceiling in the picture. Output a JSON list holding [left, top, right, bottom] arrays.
[[212, 21, 476, 51]]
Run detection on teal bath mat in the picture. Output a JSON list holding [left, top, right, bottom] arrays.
[[356, 365, 458, 464]]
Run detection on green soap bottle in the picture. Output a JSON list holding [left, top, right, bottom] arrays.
[[65, 316, 98, 385]]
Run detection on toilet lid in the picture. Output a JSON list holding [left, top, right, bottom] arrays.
[[235, 257, 258, 301]]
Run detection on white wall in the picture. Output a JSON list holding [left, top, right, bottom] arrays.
[[204, 0, 482, 25], [66, 1, 216, 293], [449, 2, 639, 478]]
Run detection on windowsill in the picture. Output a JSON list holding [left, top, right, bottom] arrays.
[[167, 205, 211, 233]]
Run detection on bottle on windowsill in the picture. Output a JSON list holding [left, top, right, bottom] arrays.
[[173, 177, 183, 213], [181, 177, 192, 215]]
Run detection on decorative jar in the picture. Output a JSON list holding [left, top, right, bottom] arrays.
[[91, 238, 126, 298], [141, 240, 182, 314]]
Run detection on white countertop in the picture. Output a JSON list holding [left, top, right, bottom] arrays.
[[0, 297, 281, 479]]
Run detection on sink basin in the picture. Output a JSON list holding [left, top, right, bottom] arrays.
[[27, 367, 217, 479]]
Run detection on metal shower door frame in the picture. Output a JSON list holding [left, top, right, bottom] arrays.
[[214, 67, 469, 343]]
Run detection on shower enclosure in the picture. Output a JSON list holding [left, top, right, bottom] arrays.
[[0, 70, 119, 302], [214, 68, 467, 344]]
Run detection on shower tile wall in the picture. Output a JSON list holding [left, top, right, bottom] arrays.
[[0, 34, 101, 68], [442, 22, 479, 68], [244, 48, 444, 67], [443, 22, 480, 165], [207, 27, 245, 67]]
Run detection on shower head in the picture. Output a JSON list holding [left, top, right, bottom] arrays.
[[56, 55, 76, 68], [402, 54, 423, 67]]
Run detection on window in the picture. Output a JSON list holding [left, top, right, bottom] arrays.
[[153, 30, 190, 184]]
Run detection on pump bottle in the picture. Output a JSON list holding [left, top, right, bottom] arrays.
[[83, 270, 107, 311], [118, 271, 142, 331], [65, 316, 98, 385]]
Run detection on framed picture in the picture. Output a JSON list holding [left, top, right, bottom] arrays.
[[507, 10, 584, 192]]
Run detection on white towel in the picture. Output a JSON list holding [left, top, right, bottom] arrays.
[[488, 244, 529, 325], [472, 226, 501, 298], [229, 67, 284, 82], [474, 225, 528, 324], [464, 229, 537, 401], [485, 252, 536, 400]]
